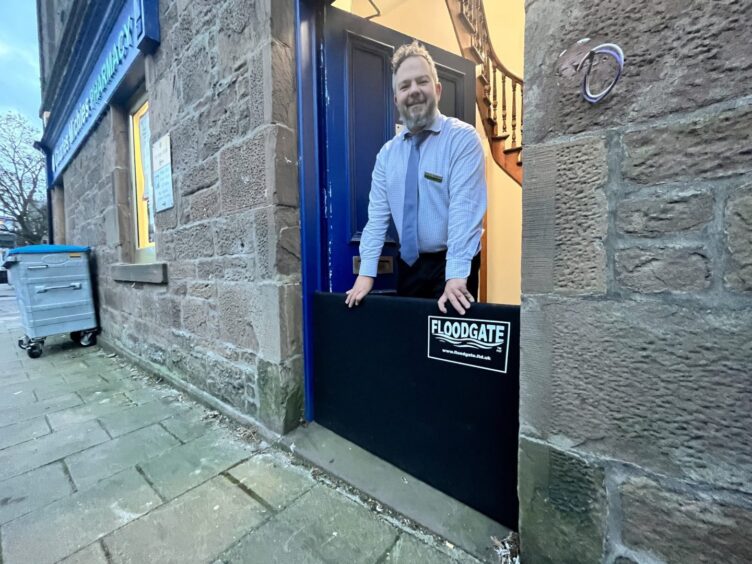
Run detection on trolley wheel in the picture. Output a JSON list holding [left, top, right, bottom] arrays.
[[79, 332, 97, 347], [70, 331, 82, 344], [27, 345, 43, 359]]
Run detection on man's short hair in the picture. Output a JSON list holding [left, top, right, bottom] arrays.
[[392, 41, 440, 86]]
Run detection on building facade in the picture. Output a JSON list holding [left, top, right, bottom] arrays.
[[38, 0, 302, 435], [36, 0, 752, 562]]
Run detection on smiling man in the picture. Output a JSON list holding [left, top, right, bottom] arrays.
[[345, 41, 487, 315]]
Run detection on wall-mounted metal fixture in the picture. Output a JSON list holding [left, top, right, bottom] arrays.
[[558, 38, 625, 104]]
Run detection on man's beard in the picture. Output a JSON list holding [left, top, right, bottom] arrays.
[[399, 95, 437, 132]]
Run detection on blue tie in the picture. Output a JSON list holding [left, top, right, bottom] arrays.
[[401, 131, 429, 266]]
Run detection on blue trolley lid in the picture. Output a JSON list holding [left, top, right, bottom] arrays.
[[7, 244, 90, 256], [4, 245, 91, 268]]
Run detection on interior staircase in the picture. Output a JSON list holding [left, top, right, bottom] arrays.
[[446, 0, 523, 186]]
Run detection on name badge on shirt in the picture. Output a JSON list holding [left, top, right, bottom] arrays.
[[424, 172, 443, 183]]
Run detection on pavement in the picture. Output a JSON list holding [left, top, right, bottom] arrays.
[[0, 283, 491, 564]]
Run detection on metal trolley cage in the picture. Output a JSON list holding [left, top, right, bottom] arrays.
[[3, 245, 99, 358]]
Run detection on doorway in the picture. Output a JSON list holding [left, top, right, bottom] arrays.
[[295, 0, 522, 530], [321, 6, 476, 293], [333, 0, 524, 305]]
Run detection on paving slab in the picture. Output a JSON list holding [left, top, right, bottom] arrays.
[[103, 475, 268, 564], [50, 360, 92, 372], [96, 368, 141, 385], [64, 357, 130, 374], [123, 386, 180, 405], [0, 372, 31, 388], [23, 361, 89, 379], [159, 408, 212, 442], [71, 381, 142, 403], [98, 398, 188, 437], [66, 424, 180, 490], [70, 364, 119, 382], [219, 486, 398, 564], [0, 388, 37, 409], [47, 393, 133, 430], [14, 369, 50, 380], [34, 375, 120, 402], [0, 365, 24, 376], [0, 376, 54, 397], [0, 462, 73, 525], [0, 420, 110, 482], [228, 452, 315, 511], [59, 542, 108, 564], [138, 431, 256, 500], [0, 392, 81, 427], [384, 533, 479, 564], [76, 355, 116, 368], [0, 416, 50, 450], [0, 374, 33, 396], [0, 359, 24, 373], [0, 468, 161, 564]]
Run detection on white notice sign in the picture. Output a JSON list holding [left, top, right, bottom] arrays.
[[151, 134, 174, 212]]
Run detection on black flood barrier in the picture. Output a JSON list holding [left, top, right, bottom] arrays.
[[313, 292, 519, 529]]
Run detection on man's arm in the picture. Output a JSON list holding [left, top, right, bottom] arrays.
[[438, 128, 486, 314], [345, 147, 391, 307]]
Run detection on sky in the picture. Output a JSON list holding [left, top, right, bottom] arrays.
[[0, 2, 42, 126]]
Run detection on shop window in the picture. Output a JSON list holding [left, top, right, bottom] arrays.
[[129, 100, 156, 263]]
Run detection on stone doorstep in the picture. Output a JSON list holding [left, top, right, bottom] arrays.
[[281, 423, 510, 563]]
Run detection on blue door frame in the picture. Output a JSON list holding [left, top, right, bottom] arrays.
[[295, 0, 325, 421]]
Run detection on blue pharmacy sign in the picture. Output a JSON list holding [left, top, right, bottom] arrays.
[[48, 0, 159, 184]]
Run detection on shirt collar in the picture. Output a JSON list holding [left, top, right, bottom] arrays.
[[401, 112, 446, 141]]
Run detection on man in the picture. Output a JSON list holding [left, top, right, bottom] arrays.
[[345, 41, 487, 315]]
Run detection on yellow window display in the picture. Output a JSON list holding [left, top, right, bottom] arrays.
[[130, 101, 156, 259]]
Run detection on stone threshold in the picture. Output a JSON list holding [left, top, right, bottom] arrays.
[[282, 422, 510, 562]]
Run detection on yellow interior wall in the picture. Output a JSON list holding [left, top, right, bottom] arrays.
[[484, 2, 525, 78], [332, 0, 524, 305], [482, 1, 524, 305]]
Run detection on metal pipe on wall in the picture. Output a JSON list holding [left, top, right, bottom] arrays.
[[33, 140, 54, 245]]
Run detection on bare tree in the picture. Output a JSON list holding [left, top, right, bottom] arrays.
[[0, 111, 47, 246]]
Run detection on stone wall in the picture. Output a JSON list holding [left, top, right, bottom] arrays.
[[37, 0, 77, 93], [520, 0, 752, 562], [61, 0, 302, 434]]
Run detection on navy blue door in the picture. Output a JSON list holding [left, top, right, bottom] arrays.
[[322, 6, 476, 293]]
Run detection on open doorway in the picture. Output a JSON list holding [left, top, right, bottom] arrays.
[[296, 0, 524, 530], [332, 0, 524, 305]]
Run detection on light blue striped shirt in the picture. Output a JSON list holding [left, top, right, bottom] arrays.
[[359, 112, 487, 280]]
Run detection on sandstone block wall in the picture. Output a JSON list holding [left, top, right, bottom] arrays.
[[62, 0, 302, 434], [37, 0, 78, 93], [520, 0, 752, 561]]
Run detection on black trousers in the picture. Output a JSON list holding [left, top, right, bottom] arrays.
[[396, 250, 481, 300]]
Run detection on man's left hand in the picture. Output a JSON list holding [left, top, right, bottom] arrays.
[[438, 278, 474, 315]]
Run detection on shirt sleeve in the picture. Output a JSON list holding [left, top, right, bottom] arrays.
[[358, 146, 391, 277], [446, 128, 487, 280]]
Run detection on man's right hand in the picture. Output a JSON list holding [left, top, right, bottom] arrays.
[[345, 275, 374, 308]]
